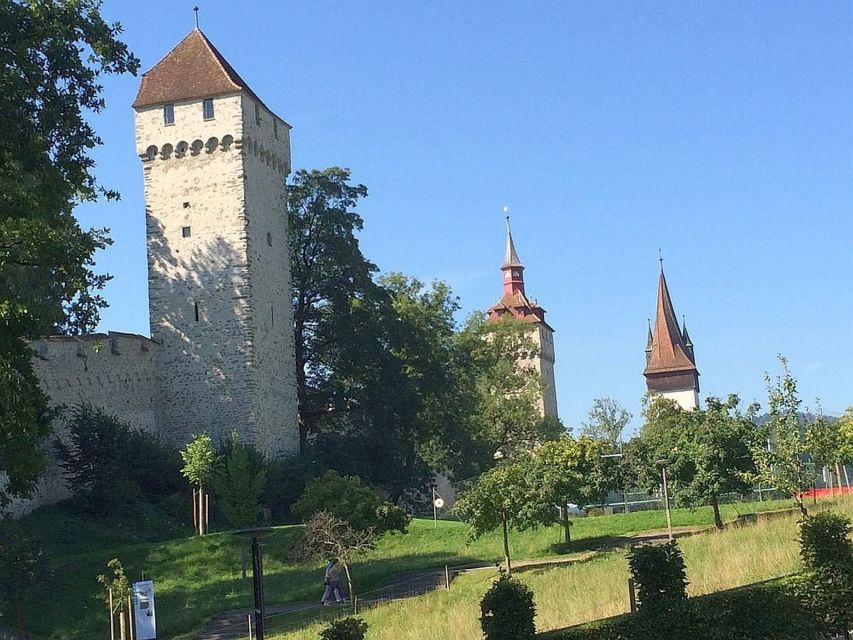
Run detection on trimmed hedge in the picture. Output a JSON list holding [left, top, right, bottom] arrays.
[[543, 580, 826, 640]]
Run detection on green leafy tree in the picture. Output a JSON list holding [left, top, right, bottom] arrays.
[[469, 314, 564, 459], [582, 396, 632, 449], [480, 572, 536, 640], [839, 407, 853, 490], [530, 435, 613, 544], [180, 434, 218, 535], [293, 470, 409, 534], [297, 511, 375, 600], [288, 167, 373, 453], [97, 558, 132, 640], [54, 403, 138, 514], [753, 357, 816, 517], [805, 412, 845, 497], [630, 395, 757, 529], [455, 460, 553, 574], [0, 0, 138, 508], [0, 517, 49, 633], [53, 403, 181, 514], [212, 432, 266, 529]]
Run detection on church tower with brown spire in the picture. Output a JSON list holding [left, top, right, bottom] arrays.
[[487, 217, 558, 418], [643, 264, 700, 410]]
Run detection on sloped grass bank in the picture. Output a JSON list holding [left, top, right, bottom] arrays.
[[12, 497, 799, 638], [268, 501, 852, 640]]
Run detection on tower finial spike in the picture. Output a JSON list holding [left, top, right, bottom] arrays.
[[658, 248, 664, 272], [193, 6, 200, 29]]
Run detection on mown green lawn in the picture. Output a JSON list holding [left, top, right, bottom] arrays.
[[14, 497, 797, 639]]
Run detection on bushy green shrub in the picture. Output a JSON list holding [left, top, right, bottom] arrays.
[[294, 470, 409, 534], [627, 541, 688, 614], [55, 403, 182, 514], [480, 572, 536, 640], [319, 616, 368, 640], [793, 512, 853, 637]]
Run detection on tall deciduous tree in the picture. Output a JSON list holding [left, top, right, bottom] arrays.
[[581, 397, 632, 450], [455, 460, 554, 574], [754, 356, 816, 517], [288, 167, 374, 452], [530, 436, 613, 544], [630, 394, 757, 529], [0, 0, 138, 508]]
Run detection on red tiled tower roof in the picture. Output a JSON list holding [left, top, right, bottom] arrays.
[[487, 217, 553, 331], [643, 268, 699, 393], [132, 29, 276, 116]]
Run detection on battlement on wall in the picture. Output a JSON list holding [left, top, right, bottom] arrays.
[[8, 332, 161, 517]]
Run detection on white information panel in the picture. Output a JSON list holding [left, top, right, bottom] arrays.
[[132, 580, 157, 640]]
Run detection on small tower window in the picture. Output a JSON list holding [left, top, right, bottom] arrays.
[[181, 226, 191, 238], [273, 119, 279, 140], [164, 103, 175, 125], [255, 102, 261, 125], [266, 231, 272, 246], [203, 98, 215, 120], [194, 302, 200, 322]]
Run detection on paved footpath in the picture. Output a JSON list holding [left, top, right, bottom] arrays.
[[193, 526, 705, 640]]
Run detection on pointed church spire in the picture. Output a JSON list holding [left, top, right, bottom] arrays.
[[645, 268, 694, 373], [502, 214, 523, 269], [681, 315, 695, 363], [643, 264, 700, 409], [645, 319, 653, 366], [500, 211, 525, 295]]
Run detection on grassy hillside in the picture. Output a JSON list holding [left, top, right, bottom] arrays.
[[14, 497, 798, 638], [268, 500, 853, 640]]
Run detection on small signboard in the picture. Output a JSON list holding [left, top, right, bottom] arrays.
[[132, 580, 157, 640]]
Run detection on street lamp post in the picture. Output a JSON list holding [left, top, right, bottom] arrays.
[[234, 527, 274, 640], [656, 459, 673, 541]]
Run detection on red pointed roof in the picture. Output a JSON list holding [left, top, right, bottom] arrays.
[[132, 29, 276, 116], [643, 270, 697, 375]]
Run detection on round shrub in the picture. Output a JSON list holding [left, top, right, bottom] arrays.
[[627, 541, 688, 614], [480, 572, 536, 640], [319, 617, 368, 640]]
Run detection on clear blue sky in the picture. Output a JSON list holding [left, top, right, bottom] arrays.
[[76, 1, 853, 432]]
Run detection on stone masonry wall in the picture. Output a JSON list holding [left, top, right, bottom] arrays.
[[8, 332, 157, 516], [137, 93, 255, 450], [239, 94, 299, 456]]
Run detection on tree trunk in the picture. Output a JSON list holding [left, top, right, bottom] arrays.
[[562, 505, 571, 545], [501, 510, 512, 575], [843, 464, 851, 496], [711, 496, 723, 530], [119, 607, 126, 640], [192, 488, 198, 532], [342, 561, 353, 602], [15, 602, 25, 634], [198, 486, 206, 535], [796, 495, 808, 518], [835, 462, 845, 497], [294, 307, 309, 454]]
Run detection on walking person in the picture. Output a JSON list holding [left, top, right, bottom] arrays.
[[320, 558, 345, 606]]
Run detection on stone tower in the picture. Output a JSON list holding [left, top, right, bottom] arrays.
[[486, 217, 558, 418], [133, 29, 298, 456], [643, 265, 699, 410]]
